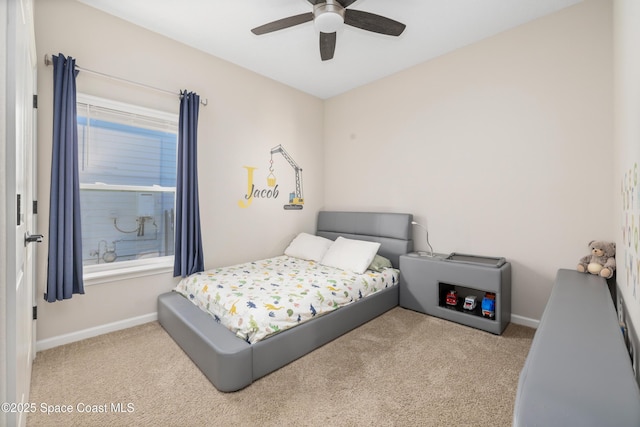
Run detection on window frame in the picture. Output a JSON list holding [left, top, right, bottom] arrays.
[[76, 94, 178, 285]]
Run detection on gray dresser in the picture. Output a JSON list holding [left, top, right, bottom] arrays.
[[512, 269, 640, 426]]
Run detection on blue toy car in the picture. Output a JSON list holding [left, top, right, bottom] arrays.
[[481, 293, 496, 318]]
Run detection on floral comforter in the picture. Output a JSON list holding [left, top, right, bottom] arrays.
[[174, 255, 399, 344]]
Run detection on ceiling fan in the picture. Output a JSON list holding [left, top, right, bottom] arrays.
[[251, 0, 406, 61]]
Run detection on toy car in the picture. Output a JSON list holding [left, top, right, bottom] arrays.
[[445, 290, 458, 306], [463, 295, 477, 311], [481, 293, 496, 318]]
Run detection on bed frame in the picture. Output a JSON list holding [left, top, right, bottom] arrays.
[[158, 211, 413, 392]]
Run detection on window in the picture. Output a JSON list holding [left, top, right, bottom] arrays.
[[76, 94, 178, 279]]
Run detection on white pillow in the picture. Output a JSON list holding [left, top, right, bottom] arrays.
[[320, 236, 381, 274], [284, 232, 333, 262]]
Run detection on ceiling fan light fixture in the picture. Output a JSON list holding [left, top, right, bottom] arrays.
[[314, 2, 345, 33]]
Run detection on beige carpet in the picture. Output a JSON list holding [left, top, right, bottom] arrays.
[[27, 307, 534, 427]]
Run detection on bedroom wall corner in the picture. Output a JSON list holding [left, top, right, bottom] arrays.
[[613, 0, 640, 363], [323, 0, 613, 323], [33, 0, 324, 344]]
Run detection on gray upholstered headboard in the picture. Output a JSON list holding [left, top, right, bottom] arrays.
[[316, 211, 414, 268]]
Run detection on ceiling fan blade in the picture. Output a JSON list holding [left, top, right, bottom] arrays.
[[319, 32, 337, 61], [344, 9, 406, 36], [307, 0, 324, 4], [251, 12, 314, 35], [336, 0, 358, 7]]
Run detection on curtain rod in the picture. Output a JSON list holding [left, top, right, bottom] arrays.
[[44, 54, 208, 106]]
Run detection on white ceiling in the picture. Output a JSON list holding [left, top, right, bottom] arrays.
[[77, 0, 583, 99]]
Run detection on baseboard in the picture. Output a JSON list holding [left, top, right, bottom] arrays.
[[34, 310, 537, 352], [510, 314, 539, 329], [36, 312, 158, 352]]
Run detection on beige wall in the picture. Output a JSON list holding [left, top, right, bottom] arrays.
[[33, 0, 620, 344], [34, 0, 324, 341], [614, 0, 640, 339], [324, 0, 613, 322]]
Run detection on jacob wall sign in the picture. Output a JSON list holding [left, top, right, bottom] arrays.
[[238, 144, 304, 210]]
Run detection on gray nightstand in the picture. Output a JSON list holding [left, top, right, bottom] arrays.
[[399, 253, 511, 334]]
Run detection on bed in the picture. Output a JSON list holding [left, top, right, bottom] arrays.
[[158, 211, 413, 392]]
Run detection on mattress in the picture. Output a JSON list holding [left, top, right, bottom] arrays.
[[174, 255, 399, 344]]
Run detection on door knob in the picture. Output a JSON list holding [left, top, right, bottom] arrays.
[[25, 233, 44, 246]]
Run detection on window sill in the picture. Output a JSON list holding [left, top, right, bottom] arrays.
[[83, 257, 174, 286]]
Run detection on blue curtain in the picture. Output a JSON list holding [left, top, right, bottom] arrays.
[[45, 54, 84, 302], [173, 91, 204, 277]]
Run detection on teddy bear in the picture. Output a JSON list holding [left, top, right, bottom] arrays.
[[577, 240, 616, 279]]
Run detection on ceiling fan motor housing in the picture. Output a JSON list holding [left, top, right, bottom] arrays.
[[314, 0, 345, 33]]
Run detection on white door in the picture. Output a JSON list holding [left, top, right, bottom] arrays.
[[5, 1, 38, 426]]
